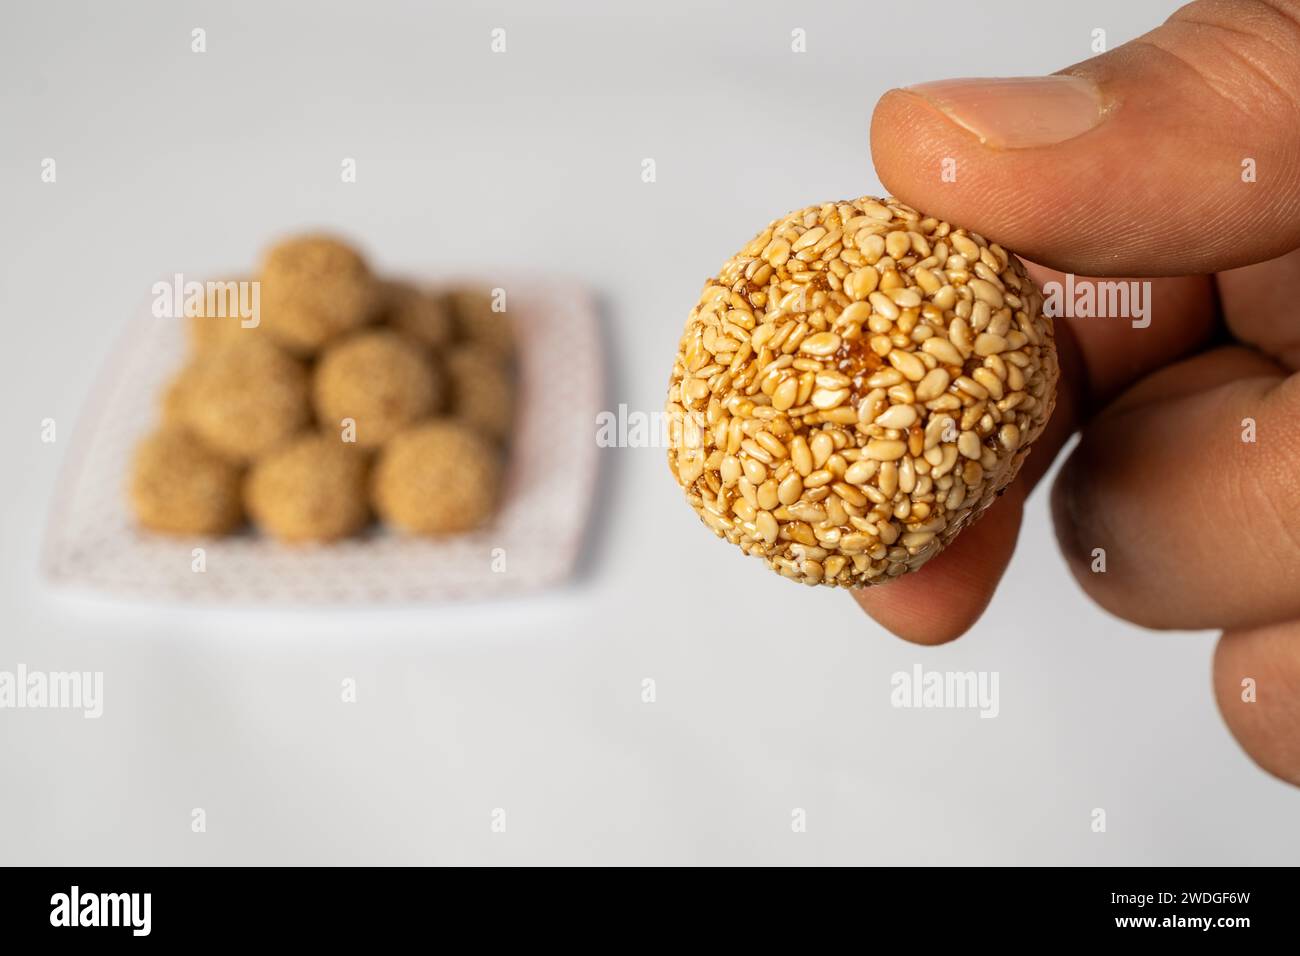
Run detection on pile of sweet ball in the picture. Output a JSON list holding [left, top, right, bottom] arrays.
[[129, 235, 515, 543]]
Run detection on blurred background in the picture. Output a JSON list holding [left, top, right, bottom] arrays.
[[3, 0, 1296, 865]]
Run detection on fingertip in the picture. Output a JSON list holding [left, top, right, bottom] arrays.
[[1214, 624, 1300, 787], [869, 87, 979, 210], [851, 571, 978, 646], [871, 38, 1300, 275], [852, 488, 1026, 646]]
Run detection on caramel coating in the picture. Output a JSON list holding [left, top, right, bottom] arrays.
[[446, 344, 514, 442], [179, 338, 311, 462], [259, 235, 378, 354], [371, 421, 500, 534], [129, 427, 244, 535], [313, 330, 441, 448], [244, 435, 371, 542]]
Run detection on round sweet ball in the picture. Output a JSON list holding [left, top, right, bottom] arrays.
[[312, 330, 442, 449], [244, 435, 371, 542], [179, 338, 311, 462], [130, 427, 244, 535], [371, 421, 501, 535], [381, 280, 454, 350], [259, 235, 378, 354], [446, 344, 514, 443], [159, 368, 193, 424], [187, 277, 260, 352], [448, 287, 514, 358], [665, 195, 1059, 588]]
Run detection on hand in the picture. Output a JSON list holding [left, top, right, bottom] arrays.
[[860, 0, 1300, 785]]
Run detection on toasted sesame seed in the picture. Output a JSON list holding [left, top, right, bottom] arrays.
[[968, 278, 1005, 308], [885, 230, 912, 261], [868, 291, 901, 321], [844, 459, 878, 485], [865, 439, 908, 461], [755, 430, 788, 459], [887, 349, 926, 382], [811, 387, 850, 410], [771, 375, 799, 411], [972, 367, 1004, 399], [921, 337, 963, 366], [953, 375, 989, 400], [915, 367, 951, 403], [874, 404, 918, 430], [800, 331, 841, 357], [790, 435, 813, 476]]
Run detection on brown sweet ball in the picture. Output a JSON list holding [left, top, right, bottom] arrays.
[[665, 196, 1059, 588], [129, 427, 244, 535], [446, 344, 515, 443], [159, 368, 193, 424], [180, 338, 311, 462], [259, 235, 378, 354], [448, 287, 514, 358], [244, 435, 371, 542], [381, 280, 454, 350], [187, 277, 261, 351], [312, 329, 441, 449], [371, 421, 501, 535]]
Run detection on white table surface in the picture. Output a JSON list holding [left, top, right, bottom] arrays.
[[2, 0, 1295, 865]]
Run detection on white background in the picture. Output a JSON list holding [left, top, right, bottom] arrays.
[[3, 0, 1296, 865]]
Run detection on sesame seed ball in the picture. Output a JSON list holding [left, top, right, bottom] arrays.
[[446, 343, 515, 443], [180, 338, 311, 462], [187, 277, 260, 352], [448, 287, 514, 359], [371, 421, 501, 535], [244, 435, 371, 542], [159, 368, 193, 424], [312, 330, 442, 449], [381, 280, 455, 351], [665, 196, 1059, 588], [129, 427, 244, 535], [259, 235, 379, 354]]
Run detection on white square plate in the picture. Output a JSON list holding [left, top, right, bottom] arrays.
[[41, 277, 603, 605]]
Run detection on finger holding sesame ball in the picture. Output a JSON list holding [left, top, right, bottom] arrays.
[[665, 196, 1058, 588]]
